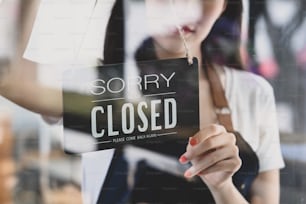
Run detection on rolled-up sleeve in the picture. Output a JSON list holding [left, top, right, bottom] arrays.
[[256, 83, 285, 172]]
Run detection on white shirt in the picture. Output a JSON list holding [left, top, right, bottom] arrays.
[[24, 1, 285, 203], [223, 67, 285, 172]]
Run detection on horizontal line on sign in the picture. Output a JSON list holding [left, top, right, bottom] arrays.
[[157, 132, 178, 137], [94, 140, 112, 145], [144, 92, 176, 97], [91, 92, 176, 103], [92, 97, 125, 103]]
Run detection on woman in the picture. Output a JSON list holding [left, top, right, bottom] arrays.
[[98, 0, 284, 203], [0, 0, 284, 203]]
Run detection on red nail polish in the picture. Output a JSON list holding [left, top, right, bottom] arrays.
[[189, 138, 197, 146], [179, 155, 188, 163]]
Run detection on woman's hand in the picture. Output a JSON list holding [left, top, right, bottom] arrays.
[[179, 124, 242, 190]]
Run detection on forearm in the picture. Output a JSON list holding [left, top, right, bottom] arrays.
[[1, 64, 63, 117], [205, 169, 281, 204], [208, 180, 249, 204]]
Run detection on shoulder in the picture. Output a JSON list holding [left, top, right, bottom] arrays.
[[225, 67, 274, 99]]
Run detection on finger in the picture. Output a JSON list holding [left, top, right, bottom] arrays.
[[198, 158, 242, 176], [190, 124, 227, 146], [184, 145, 239, 178], [185, 132, 236, 160], [179, 125, 228, 164]]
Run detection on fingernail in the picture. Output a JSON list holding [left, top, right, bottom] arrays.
[[179, 155, 188, 164], [189, 137, 197, 146], [184, 170, 193, 178]]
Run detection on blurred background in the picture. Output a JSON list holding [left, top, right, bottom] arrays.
[[0, 0, 83, 203], [0, 0, 306, 203]]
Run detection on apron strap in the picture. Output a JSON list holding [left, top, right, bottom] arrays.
[[206, 63, 234, 132]]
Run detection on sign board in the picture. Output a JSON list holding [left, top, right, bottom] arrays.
[[63, 58, 199, 153]]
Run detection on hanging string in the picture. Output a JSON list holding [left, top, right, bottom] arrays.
[[169, 0, 193, 65]]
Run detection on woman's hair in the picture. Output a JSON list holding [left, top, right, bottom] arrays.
[[102, 0, 125, 64], [103, 0, 243, 70]]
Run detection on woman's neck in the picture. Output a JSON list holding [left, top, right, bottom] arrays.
[[154, 42, 205, 75], [154, 42, 187, 60], [153, 41, 207, 80], [153, 39, 199, 58]]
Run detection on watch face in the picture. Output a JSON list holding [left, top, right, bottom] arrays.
[[62, 58, 199, 153]]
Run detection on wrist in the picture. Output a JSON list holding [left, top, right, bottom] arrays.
[[208, 179, 249, 204], [207, 178, 235, 195]]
